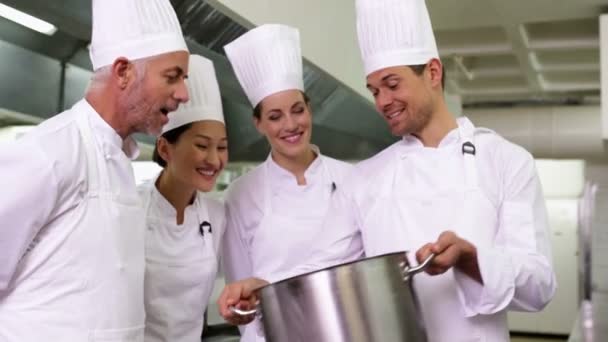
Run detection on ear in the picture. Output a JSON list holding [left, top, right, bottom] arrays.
[[111, 57, 134, 90], [253, 116, 265, 136], [304, 101, 313, 115], [157, 137, 172, 164], [426, 58, 443, 89]]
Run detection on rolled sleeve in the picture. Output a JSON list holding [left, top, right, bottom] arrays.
[[456, 145, 556, 316], [455, 247, 515, 316]]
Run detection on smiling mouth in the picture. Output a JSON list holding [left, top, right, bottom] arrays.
[[281, 132, 303, 143], [196, 168, 217, 178], [386, 109, 403, 120]]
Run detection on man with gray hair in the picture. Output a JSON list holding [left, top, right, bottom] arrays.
[[0, 0, 189, 340]]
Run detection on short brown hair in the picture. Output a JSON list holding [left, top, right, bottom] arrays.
[[409, 64, 446, 90]]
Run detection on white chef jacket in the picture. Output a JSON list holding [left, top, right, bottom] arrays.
[[222, 149, 363, 342], [0, 99, 145, 340], [300, 117, 556, 342], [0, 100, 139, 291], [139, 174, 226, 342]]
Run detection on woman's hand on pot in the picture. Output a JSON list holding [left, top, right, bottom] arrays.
[[217, 277, 269, 325], [416, 231, 483, 284]]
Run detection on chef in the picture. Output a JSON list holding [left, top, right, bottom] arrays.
[[0, 0, 189, 340], [218, 1, 556, 341], [221, 24, 360, 342], [140, 54, 227, 342]]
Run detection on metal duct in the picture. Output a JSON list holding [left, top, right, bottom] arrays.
[[0, 0, 395, 162], [466, 105, 608, 160]]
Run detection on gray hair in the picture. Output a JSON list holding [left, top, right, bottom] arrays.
[[87, 58, 149, 91]]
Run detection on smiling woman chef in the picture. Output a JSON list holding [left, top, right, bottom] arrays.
[[220, 24, 362, 342], [139, 54, 227, 342]]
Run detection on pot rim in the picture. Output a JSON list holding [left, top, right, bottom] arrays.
[[260, 250, 410, 291]]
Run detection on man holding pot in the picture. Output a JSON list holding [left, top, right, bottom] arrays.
[[218, 0, 556, 341]]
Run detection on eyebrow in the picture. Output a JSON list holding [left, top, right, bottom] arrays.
[[266, 108, 283, 115], [291, 101, 305, 109], [194, 134, 228, 141], [382, 74, 399, 82], [164, 66, 185, 77], [366, 74, 399, 89], [266, 101, 305, 114]]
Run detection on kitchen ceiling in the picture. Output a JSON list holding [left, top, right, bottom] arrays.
[[0, 0, 606, 160], [429, 0, 607, 106]]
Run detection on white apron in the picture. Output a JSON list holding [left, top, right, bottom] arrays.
[[0, 110, 146, 341], [361, 120, 508, 342], [243, 155, 336, 342], [142, 179, 219, 342]]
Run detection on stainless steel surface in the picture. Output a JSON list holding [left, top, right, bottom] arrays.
[[578, 182, 597, 302], [256, 252, 429, 342], [401, 253, 435, 280], [228, 305, 257, 316], [569, 173, 608, 342], [569, 273, 608, 342]]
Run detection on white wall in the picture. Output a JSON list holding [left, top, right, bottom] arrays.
[[508, 199, 580, 334], [131, 161, 162, 186], [508, 159, 583, 334], [0, 126, 34, 144], [536, 159, 585, 198]]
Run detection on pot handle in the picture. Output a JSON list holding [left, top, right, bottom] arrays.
[[228, 303, 259, 317], [401, 253, 435, 281]]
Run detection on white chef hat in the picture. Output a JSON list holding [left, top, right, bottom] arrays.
[[89, 0, 189, 71], [162, 55, 224, 134], [356, 0, 439, 76], [224, 24, 304, 107]]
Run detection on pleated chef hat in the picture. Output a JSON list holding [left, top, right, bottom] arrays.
[[162, 55, 224, 134], [224, 24, 304, 107], [89, 0, 189, 70], [356, 0, 439, 76]]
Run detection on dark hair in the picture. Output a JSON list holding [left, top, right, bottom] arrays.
[[152, 123, 193, 167], [409, 63, 446, 91], [252, 91, 311, 119]]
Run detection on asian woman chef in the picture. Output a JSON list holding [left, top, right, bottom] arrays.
[[138, 54, 227, 342], [221, 24, 361, 342]]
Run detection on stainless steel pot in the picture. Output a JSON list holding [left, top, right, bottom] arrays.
[[232, 252, 434, 342]]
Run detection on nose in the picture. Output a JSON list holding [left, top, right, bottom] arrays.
[[375, 90, 393, 113], [174, 78, 190, 104], [284, 113, 298, 131], [205, 147, 221, 169]]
